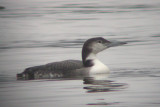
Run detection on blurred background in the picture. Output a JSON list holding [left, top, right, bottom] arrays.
[[0, 0, 160, 107]]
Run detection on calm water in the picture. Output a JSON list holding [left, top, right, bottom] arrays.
[[0, 0, 160, 106]]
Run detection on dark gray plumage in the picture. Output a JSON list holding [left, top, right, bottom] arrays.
[[17, 37, 126, 80], [17, 60, 83, 80]]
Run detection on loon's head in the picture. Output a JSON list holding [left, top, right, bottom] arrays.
[[82, 37, 126, 67]]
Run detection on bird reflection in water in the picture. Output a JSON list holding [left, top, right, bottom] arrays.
[[83, 73, 127, 93]]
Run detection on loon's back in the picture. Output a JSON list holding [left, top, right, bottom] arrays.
[[17, 60, 83, 80]]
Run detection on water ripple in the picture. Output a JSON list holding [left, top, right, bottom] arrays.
[[1, 3, 160, 18], [0, 39, 85, 50], [111, 68, 160, 78]]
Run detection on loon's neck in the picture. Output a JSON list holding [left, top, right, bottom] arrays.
[[83, 53, 110, 74], [82, 52, 96, 67]]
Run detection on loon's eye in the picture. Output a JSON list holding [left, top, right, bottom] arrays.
[[98, 40, 102, 43]]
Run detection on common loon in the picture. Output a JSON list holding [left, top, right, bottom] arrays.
[[17, 37, 126, 80]]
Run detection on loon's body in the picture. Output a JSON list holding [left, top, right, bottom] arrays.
[[17, 37, 126, 80]]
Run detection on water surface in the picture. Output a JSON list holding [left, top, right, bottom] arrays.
[[0, 0, 160, 106]]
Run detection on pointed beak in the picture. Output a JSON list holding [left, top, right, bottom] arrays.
[[107, 40, 127, 48]]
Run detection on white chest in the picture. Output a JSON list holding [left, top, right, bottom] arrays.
[[89, 59, 110, 74]]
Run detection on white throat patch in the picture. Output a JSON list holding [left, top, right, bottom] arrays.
[[86, 54, 110, 74]]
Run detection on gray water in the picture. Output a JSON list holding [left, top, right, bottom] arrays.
[[0, 0, 160, 106]]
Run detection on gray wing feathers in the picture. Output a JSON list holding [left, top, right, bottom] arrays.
[[18, 60, 83, 79], [46, 60, 83, 72]]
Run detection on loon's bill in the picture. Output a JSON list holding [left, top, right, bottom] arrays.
[[17, 37, 126, 80]]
